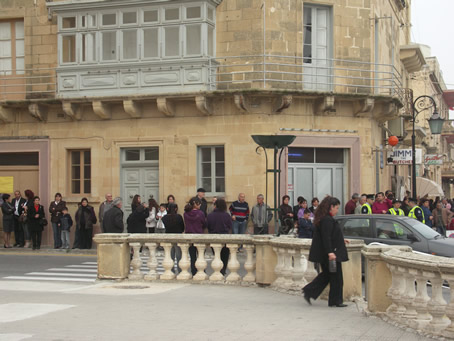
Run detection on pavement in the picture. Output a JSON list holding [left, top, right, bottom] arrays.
[[0, 251, 433, 340]]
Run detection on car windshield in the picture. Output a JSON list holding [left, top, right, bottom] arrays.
[[404, 218, 441, 239]]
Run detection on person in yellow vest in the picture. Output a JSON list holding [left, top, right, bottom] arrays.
[[361, 194, 374, 214], [408, 198, 425, 223], [387, 200, 404, 216]]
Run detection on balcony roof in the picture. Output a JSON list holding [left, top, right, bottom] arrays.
[[400, 44, 426, 73]]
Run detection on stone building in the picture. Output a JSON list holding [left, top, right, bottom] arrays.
[[0, 0, 443, 245]]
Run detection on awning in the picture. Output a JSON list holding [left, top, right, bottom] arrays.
[[416, 177, 444, 197]]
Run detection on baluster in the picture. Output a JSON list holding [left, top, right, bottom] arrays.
[[386, 264, 399, 316], [128, 242, 143, 280], [176, 242, 192, 280], [144, 242, 159, 281], [401, 268, 417, 323], [243, 244, 255, 282], [425, 272, 449, 333], [386, 265, 407, 321], [292, 249, 306, 290], [281, 249, 294, 289], [272, 247, 285, 287], [160, 242, 175, 280], [226, 243, 241, 282], [193, 243, 208, 281], [209, 243, 224, 281], [409, 269, 431, 330], [301, 249, 317, 282], [442, 275, 454, 338]]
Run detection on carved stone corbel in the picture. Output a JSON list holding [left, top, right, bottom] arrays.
[[314, 95, 335, 115], [374, 102, 398, 123], [0, 106, 14, 123], [92, 101, 112, 120], [156, 97, 175, 117], [354, 98, 375, 117], [234, 94, 249, 113], [195, 96, 213, 116], [62, 102, 81, 121], [123, 100, 142, 118], [273, 95, 292, 113], [28, 103, 47, 122]]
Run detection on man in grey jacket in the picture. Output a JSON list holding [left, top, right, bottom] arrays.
[[103, 197, 124, 233], [98, 193, 113, 233], [251, 194, 273, 234]]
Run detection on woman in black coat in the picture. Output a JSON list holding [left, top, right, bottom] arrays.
[[127, 204, 149, 234], [75, 198, 97, 249], [303, 196, 349, 307], [1, 194, 14, 248], [27, 196, 46, 250]]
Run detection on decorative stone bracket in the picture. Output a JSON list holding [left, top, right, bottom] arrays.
[[0, 106, 14, 123], [28, 103, 47, 122], [354, 98, 375, 117], [373, 102, 398, 123], [92, 101, 112, 120], [62, 102, 81, 121], [195, 96, 213, 116], [234, 94, 250, 113], [123, 100, 142, 118], [273, 95, 293, 113], [314, 95, 335, 115], [156, 97, 175, 117]]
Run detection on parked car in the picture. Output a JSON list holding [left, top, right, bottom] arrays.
[[335, 214, 454, 257]]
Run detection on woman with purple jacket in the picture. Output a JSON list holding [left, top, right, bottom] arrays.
[[207, 198, 232, 275], [183, 197, 206, 275]]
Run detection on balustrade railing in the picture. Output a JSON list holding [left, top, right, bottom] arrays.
[[94, 234, 363, 298], [363, 245, 454, 338]]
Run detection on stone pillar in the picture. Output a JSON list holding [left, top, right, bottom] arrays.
[[176, 243, 192, 280], [281, 249, 293, 289], [254, 236, 277, 285], [226, 243, 241, 282], [442, 275, 454, 338], [144, 242, 159, 281], [209, 243, 224, 281], [243, 244, 256, 282], [193, 243, 208, 281], [292, 249, 306, 290], [272, 246, 285, 288], [160, 242, 175, 280], [425, 272, 449, 333], [342, 240, 364, 300], [94, 234, 130, 280], [129, 242, 143, 280], [409, 269, 431, 330]]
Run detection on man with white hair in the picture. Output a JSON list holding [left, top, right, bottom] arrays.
[[251, 194, 272, 234], [103, 197, 124, 233], [354, 194, 367, 214], [98, 193, 113, 233]]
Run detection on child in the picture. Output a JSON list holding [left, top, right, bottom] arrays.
[[59, 207, 73, 249], [298, 209, 314, 239], [156, 203, 167, 233]]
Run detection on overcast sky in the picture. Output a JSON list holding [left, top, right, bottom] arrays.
[[412, 0, 454, 119]]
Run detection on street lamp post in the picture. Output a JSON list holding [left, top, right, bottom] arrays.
[[411, 95, 445, 198]]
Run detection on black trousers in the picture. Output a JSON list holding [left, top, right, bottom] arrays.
[[220, 247, 230, 275], [80, 228, 93, 249], [13, 216, 24, 246], [30, 230, 42, 249], [189, 245, 198, 276], [303, 261, 343, 306]]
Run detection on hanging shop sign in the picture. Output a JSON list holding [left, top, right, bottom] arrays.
[[424, 154, 443, 165], [387, 149, 422, 165]]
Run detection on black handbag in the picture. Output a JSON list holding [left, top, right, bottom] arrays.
[[40, 217, 48, 226]]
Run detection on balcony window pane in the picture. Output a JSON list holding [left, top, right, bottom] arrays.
[[164, 26, 179, 57], [16, 57, 24, 73], [207, 7, 214, 21], [165, 8, 180, 21], [102, 31, 116, 61], [122, 30, 137, 59], [186, 25, 201, 55], [0, 59, 12, 75], [102, 13, 116, 26], [208, 26, 214, 56], [16, 39, 24, 56], [62, 17, 76, 29], [0, 41, 11, 58], [186, 6, 201, 19], [82, 33, 96, 62], [144, 28, 158, 58], [62, 35, 76, 63], [15, 21, 24, 39], [144, 10, 158, 23], [123, 12, 137, 24]]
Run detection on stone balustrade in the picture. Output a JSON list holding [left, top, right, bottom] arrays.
[[362, 244, 454, 338], [94, 234, 363, 299]]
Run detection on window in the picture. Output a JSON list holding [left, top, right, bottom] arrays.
[[186, 25, 201, 55], [186, 6, 201, 19], [288, 147, 344, 164], [0, 20, 24, 75], [81, 33, 96, 62], [62, 16, 76, 29], [165, 8, 180, 21], [143, 9, 159, 23], [102, 13, 117, 26], [122, 30, 138, 60], [122, 11, 137, 25], [342, 218, 372, 238], [102, 31, 117, 61], [164, 26, 180, 57], [123, 148, 159, 162], [62, 35, 76, 63], [70, 150, 91, 195], [207, 26, 214, 56], [0, 152, 39, 166], [376, 219, 412, 240], [198, 146, 225, 194], [143, 28, 159, 58]]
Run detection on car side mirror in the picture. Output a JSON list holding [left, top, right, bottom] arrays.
[[407, 233, 418, 242]]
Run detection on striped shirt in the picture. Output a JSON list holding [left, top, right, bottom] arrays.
[[229, 200, 250, 222]]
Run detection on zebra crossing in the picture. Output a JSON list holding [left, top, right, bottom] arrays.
[[1, 255, 166, 284]]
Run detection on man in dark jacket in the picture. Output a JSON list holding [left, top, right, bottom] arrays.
[[103, 197, 124, 233], [11, 191, 26, 247], [192, 188, 208, 216]]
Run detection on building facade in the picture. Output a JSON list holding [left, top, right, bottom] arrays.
[[0, 0, 438, 245]]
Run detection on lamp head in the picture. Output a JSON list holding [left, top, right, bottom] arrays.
[[427, 111, 445, 135]]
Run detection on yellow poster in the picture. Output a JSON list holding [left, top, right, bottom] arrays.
[[0, 176, 14, 193]]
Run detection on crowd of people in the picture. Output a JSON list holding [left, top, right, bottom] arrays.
[[344, 190, 454, 235]]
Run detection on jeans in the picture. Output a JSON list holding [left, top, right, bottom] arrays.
[[52, 222, 62, 248], [61, 230, 70, 249], [232, 220, 247, 234]]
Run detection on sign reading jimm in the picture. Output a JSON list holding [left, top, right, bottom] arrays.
[[424, 154, 443, 165], [387, 149, 422, 165]]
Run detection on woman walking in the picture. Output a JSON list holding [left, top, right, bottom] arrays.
[[303, 196, 349, 307], [1, 194, 14, 248], [206, 198, 232, 275], [183, 198, 206, 276], [27, 196, 46, 250], [75, 198, 97, 249]]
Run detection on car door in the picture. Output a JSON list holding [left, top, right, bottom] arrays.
[[339, 217, 375, 244], [374, 218, 428, 252]]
